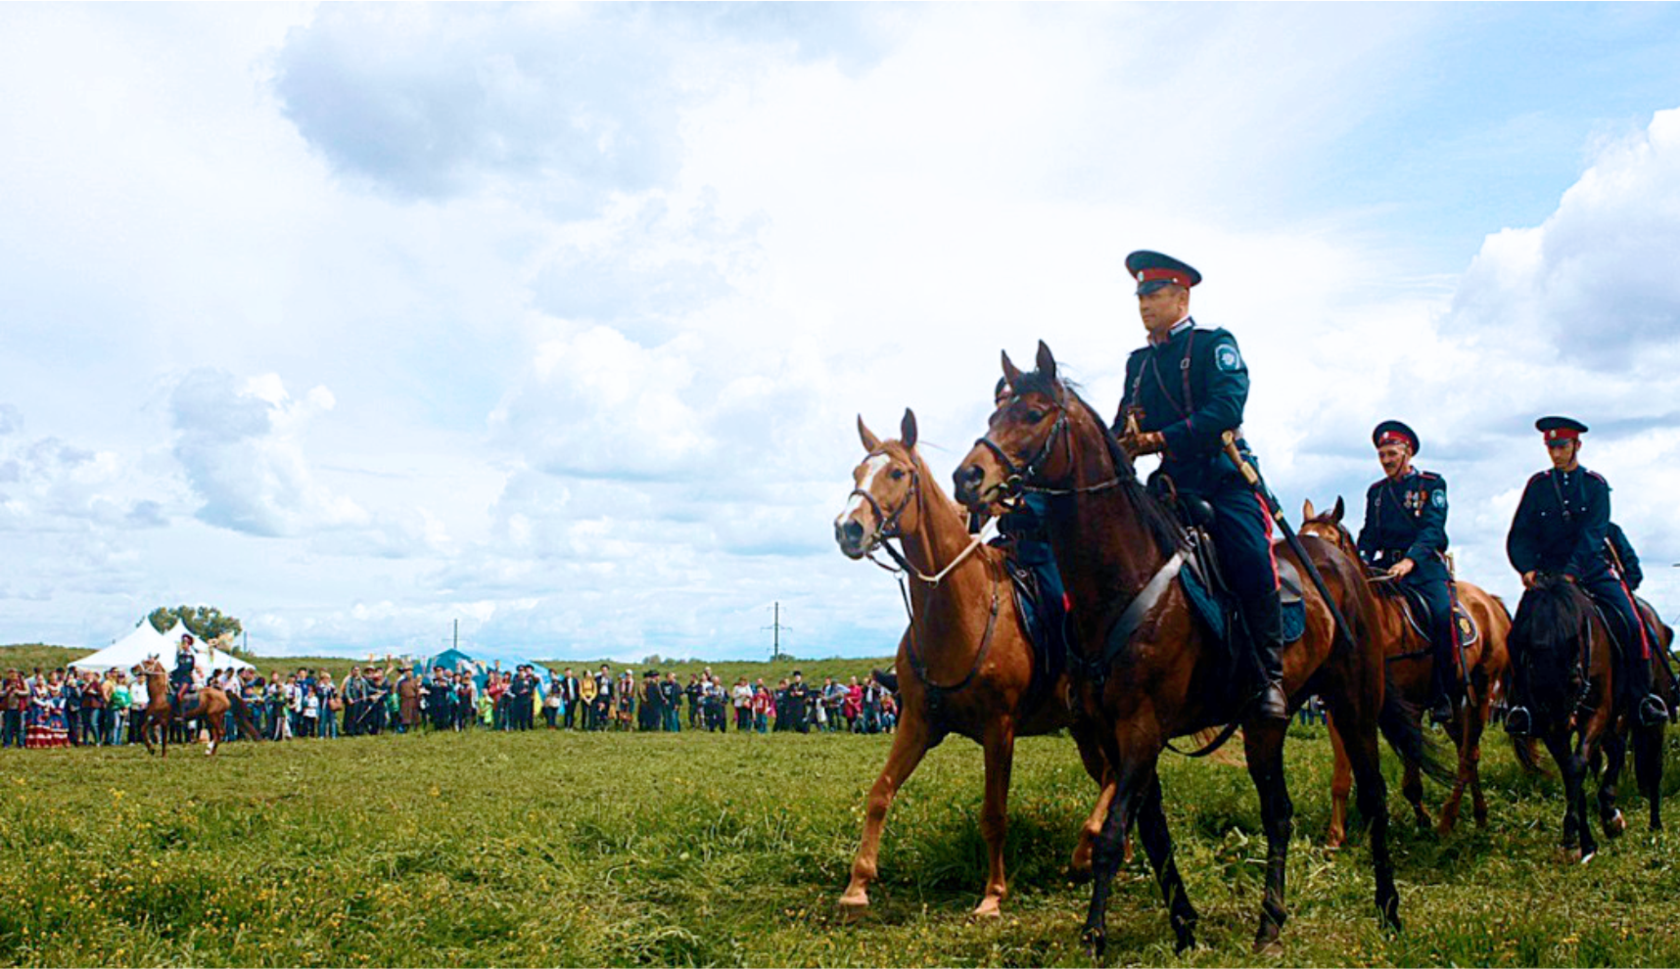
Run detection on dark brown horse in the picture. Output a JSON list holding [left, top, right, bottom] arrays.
[[1301, 497, 1511, 842], [834, 409, 1117, 919], [952, 343, 1426, 956], [134, 659, 258, 757], [1510, 575, 1665, 861]]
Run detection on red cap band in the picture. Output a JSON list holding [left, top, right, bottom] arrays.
[[1544, 428, 1580, 443], [1137, 267, 1194, 289], [1376, 431, 1409, 449]]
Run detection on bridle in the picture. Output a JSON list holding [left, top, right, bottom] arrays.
[[851, 451, 986, 588], [973, 396, 1123, 500]]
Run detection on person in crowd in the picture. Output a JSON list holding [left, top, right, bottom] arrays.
[[785, 671, 809, 734], [732, 677, 753, 732], [129, 668, 150, 744], [592, 665, 614, 732], [455, 672, 475, 731], [821, 677, 844, 733], [751, 683, 772, 734], [301, 683, 320, 738], [685, 673, 703, 729], [844, 676, 863, 732], [487, 671, 508, 731], [2, 669, 27, 749], [639, 670, 662, 731], [660, 672, 682, 732], [342, 667, 366, 737], [617, 670, 636, 731], [398, 666, 421, 734], [772, 678, 789, 731], [318, 672, 340, 739], [106, 671, 128, 746], [558, 668, 581, 729]]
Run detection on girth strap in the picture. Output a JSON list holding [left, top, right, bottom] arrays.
[[1078, 551, 1186, 680]]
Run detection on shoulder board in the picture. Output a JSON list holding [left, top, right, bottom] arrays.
[[1415, 470, 1440, 480], [1366, 480, 1384, 495], [1587, 470, 1609, 485], [1527, 471, 1550, 485]]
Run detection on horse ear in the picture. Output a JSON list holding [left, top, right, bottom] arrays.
[[1303, 498, 1317, 522], [1036, 340, 1058, 382], [1333, 496, 1345, 523], [900, 408, 918, 450], [1001, 350, 1024, 388], [857, 415, 881, 452]]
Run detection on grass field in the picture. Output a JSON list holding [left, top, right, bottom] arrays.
[[4, 695, 1680, 968]]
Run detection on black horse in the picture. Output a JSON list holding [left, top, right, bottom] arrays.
[[1509, 576, 1664, 862]]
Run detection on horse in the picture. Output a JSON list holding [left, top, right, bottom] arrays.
[[1510, 575, 1665, 861], [952, 342, 1430, 956], [1300, 497, 1511, 842], [134, 659, 260, 757], [834, 408, 1118, 920]]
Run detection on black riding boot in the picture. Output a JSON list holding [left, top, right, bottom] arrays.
[[1428, 637, 1460, 726], [1246, 592, 1289, 721]]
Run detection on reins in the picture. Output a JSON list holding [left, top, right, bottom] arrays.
[[853, 449, 1004, 695]]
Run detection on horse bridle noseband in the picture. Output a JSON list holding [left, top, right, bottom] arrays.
[[848, 451, 920, 553], [974, 400, 1122, 499]]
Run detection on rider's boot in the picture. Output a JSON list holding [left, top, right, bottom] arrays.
[[1248, 592, 1289, 721]]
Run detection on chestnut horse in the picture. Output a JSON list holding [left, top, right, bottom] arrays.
[[1301, 497, 1511, 842], [134, 659, 259, 757], [1510, 576, 1665, 861], [834, 409, 1117, 919], [953, 343, 1427, 956]]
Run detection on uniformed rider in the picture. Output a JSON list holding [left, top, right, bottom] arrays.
[[170, 633, 198, 713], [1355, 421, 1459, 724], [989, 376, 1074, 675], [1112, 251, 1287, 720], [1505, 417, 1667, 731]]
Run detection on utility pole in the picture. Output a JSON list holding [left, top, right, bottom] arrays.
[[763, 601, 791, 660], [453, 618, 459, 652]]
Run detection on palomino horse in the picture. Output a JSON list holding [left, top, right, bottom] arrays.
[[834, 409, 1117, 920], [1510, 576, 1665, 861], [953, 343, 1428, 955], [134, 659, 259, 757], [1301, 497, 1510, 842]]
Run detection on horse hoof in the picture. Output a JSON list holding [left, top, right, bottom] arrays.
[[1606, 810, 1627, 838], [1252, 937, 1284, 958], [1081, 927, 1107, 961], [971, 898, 1003, 919], [837, 895, 869, 924], [1556, 846, 1582, 865], [1580, 849, 1597, 866]]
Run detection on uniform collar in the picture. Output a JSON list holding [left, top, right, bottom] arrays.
[[1148, 315, 1195, 347]]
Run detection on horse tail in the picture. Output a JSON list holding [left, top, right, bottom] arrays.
[[228, 693, 263, 742], [1377, 670, 1456, 787]]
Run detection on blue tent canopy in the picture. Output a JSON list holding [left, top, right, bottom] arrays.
[[423, 647, 553, 689]]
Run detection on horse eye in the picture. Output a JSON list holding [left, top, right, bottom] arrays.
[[1025, 410, 1044, 423], [889, 469, 905, 480]]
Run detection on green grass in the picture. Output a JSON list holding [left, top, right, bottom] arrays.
[[3, 705, 1680, 967]]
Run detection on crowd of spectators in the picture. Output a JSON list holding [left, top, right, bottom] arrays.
[[0, 660, 900, 749]]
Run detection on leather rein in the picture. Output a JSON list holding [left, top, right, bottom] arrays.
[[852, 453, 999, 694]]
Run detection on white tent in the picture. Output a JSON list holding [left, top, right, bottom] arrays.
[[70, 619, 253, 675]]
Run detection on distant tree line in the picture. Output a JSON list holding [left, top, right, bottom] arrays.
[[148, 605, 244, 655]]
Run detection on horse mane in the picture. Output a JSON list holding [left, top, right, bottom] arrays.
[[1011, 367, 1182, 559], [1511, 575, 1593, 656]]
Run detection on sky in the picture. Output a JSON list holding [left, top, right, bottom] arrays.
[[3, 3, 1679, 661]]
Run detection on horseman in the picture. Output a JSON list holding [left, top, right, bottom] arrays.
[[1505, 416, 1667, 732], [1112, 250, 1287, 720], [170, 632, 199, 714], [1355, 420, 1459, 723]]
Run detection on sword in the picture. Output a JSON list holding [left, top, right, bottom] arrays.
[[1221, 431, 1358, 654]]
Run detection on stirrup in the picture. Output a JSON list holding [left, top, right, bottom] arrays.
[[1504, 706, 1531, 736], [1638, 694, 1669, 727], [1428, 695, 1456, 726]]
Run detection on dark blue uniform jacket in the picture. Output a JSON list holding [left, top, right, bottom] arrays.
[[1113, 320, 1248, 496], [1356, 469, 1450, 584], [1506, 467, 1614, 581]]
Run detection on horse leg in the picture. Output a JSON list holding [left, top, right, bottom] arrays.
[[1134, 771, 1198, 953], [1401, 753, 1430, 831], [140, 713, 156, 756], [1465, 692, 1492, 829], [1632, 721, 1665, 831], [1325, 711, 1352, 849], [1597, 729, 1627, 839], [1081, 739, 1155, 960], [1325, 689, 1400, 933], [1069, 716, 1117, 878], [1543, 731, 1588, 863], [1436, 709, 1472, 836], [1245, 720, 1299, 952], [838, 710, 931, 919], [973, 715, 1016, 918]]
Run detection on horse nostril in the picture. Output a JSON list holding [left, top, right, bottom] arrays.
[[840, 520, 864, 545]]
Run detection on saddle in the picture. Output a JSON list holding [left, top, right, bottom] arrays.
[[1171, 495, 1306, 648], [1381, 579, 1480, 650], [1002, 557, 1069, 714]]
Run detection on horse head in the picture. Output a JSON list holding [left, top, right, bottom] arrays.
[[954, 341, 1101, 510], [1300, 497, 1356, 558], [835, 409, 925, 560], [1511, 574, 1598, 730]]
